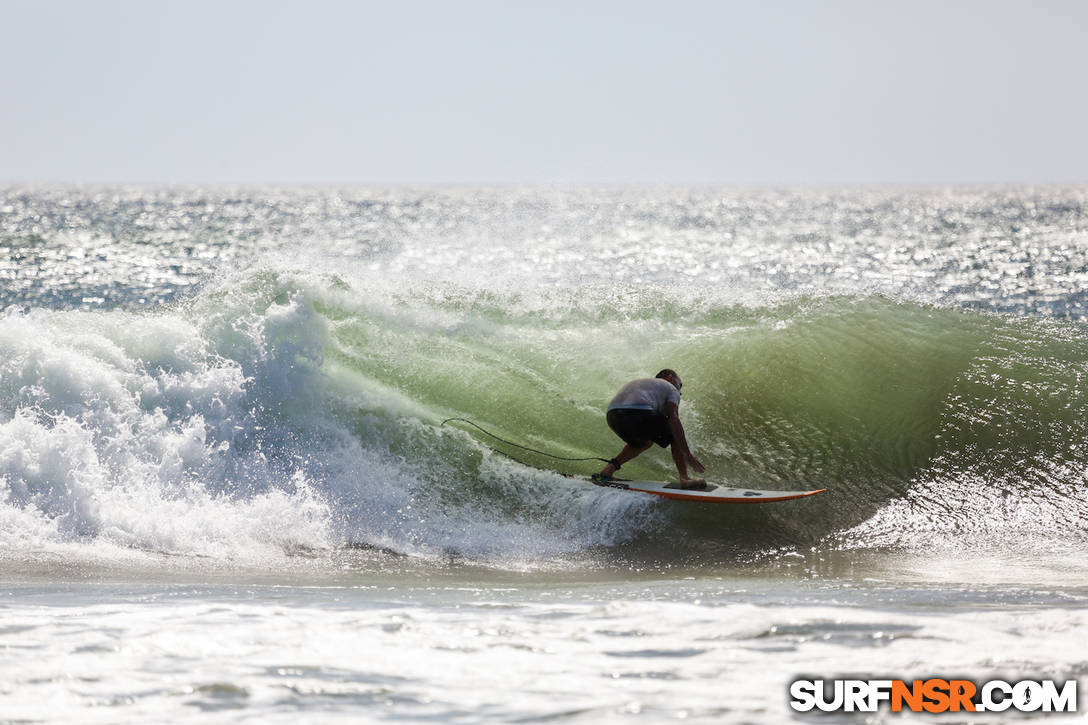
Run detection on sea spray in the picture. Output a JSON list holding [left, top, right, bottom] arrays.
[[5, 266, 1088, 564], [4, 186, 1088, 567]]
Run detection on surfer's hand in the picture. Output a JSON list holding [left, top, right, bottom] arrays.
[[687, 454, 705, 474]]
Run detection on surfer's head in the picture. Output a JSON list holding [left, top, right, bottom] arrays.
[[656, 369, 682, 392]]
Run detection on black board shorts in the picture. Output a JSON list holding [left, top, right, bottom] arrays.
[[606, 408, 673, 449]]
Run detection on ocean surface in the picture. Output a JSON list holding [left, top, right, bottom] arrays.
[[1, 185, 1086, 723]]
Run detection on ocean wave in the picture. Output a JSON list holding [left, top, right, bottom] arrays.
[[2, 268, 1087, 566]]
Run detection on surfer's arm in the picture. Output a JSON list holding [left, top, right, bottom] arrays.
[[663, 402, 706, 476]]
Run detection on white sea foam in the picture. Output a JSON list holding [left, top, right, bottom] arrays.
[[0, 279, 665, 567], [0, 305, 337, 561], [1, 575, 1084, 724]]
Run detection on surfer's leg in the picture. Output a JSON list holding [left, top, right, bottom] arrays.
[[599, 442, 652, 478]]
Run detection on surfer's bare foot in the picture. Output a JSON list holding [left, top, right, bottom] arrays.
[[678, 478, 706, 489], [598, 463, 616, 480]]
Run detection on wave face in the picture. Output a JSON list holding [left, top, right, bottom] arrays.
[[2, 187, 1087, 567], [4, 273, 1088, 564]]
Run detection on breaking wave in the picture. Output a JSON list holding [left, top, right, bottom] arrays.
[[3, 267, 1087, 567]]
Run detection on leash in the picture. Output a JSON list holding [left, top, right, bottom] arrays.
[[440, 417, 614, 466]]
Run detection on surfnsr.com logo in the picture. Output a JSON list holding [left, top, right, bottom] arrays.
[[789, 678, 1078, 713]]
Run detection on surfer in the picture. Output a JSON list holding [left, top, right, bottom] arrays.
[[596, 369, 707, 489]]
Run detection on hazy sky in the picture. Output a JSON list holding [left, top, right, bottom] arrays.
[[3, 0, 1086, 184]]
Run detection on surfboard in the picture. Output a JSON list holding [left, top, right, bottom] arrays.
[[588, 477, 825, 503]]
